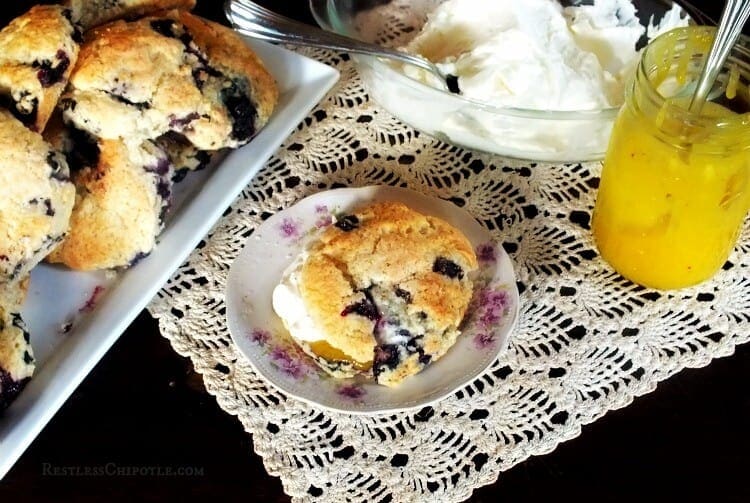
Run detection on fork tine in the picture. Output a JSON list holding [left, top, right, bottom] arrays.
[[231, 0, 307, 28], [226, 0, 315, 41], [224, 0, 450, 85]]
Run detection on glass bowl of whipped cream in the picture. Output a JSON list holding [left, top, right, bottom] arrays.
[[310, 0, 710, 162]]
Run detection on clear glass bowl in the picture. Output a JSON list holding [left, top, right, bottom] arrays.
[[309, 0, 711, 162]]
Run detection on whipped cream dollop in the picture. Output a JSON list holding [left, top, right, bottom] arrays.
[[271, 250, 419, 347], [402, 0, 689, 111], [272, 251, 328, 343]]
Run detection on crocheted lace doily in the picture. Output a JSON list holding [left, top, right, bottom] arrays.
[[147, 46, 750, 502]]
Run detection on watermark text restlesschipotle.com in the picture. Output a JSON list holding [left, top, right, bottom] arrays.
[[41, 462, 204, 477]]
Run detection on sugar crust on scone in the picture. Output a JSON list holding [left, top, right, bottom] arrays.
[[62, 11, 277, 150], [0, 5, 81, 132], [47, 137, 172, 271], [165, 10, 278, 136], [0, 110, 75, 282]]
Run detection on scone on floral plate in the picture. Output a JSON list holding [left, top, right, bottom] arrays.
[[226, 186, 519, 414]]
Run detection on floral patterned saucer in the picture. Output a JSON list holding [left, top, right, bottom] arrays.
[[225, 186, 519, 414]]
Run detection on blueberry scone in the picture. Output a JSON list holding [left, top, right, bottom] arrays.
[[0, 278, 34, 412], [65, 0, 196, 30], [273, 202, 478, 387], [165, 10, 277, 145], [46, 133, 173, 270], [0, 5, 81, 132], [62, 11, 278, 150], [0, 110, 75, 282]]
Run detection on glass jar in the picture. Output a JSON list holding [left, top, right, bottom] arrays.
[[592, 27, 750, 290]]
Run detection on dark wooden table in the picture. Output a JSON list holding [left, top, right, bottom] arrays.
[[1, 1, 748, 501]]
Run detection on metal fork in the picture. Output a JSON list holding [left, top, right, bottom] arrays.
[[224, 0, 459, 92]]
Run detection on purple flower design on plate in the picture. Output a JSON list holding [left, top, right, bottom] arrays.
[[337, 384, 366, 400], [478, 289, 511, 327], [279, 218, 301, 239], [474, 332, 496, 350], [476, 243, 497, 263], [469, 287, 512, 350], [250, 329, 270, 346], [270, 347, 309, 380]]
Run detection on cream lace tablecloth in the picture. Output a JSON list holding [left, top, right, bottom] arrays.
[[148, 48, 750, 502]]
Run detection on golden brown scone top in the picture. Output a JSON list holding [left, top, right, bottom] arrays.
[[299, 252, 378, 365], [0, 109, 75, 281], [162, 9, 278, 130], [71, 18, 195, 101], [299, 201, 478, 369], [46, 138, 169, 271], [0, 5, 78, 63], [0, 5, 80, 132], [64, 11, 277, 149], [316, 201, 478, 285]]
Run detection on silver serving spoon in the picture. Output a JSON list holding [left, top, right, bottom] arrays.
[[688, 0, 750, 112], [224, 0, 461, 94]]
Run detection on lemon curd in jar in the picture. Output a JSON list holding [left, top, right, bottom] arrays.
[[593, 27, 750, 290]]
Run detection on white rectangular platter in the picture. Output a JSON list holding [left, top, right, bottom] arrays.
[[0, 39, 339, 478]]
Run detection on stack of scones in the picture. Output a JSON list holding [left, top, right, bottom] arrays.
[[0, 0, 278, 410]]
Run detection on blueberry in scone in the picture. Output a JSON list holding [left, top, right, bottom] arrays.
[[0, 278, 34, 412], [0, 313, 33, 412], [0, 110, 75, 282], [0, 5, 81, 132], [62, 11, 278, 150], [273, 202, 478, 387], [65, 0, 197, 30], [164, 10, 277, 145], [46, 134, 173, 271], [156, 132, 213, 182]]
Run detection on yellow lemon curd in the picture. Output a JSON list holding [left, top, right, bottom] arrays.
[[307, 340, 373, 371], [593, 28, 750, 290]]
